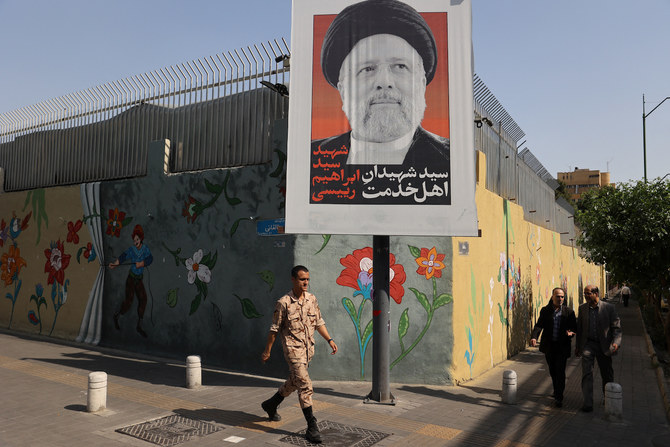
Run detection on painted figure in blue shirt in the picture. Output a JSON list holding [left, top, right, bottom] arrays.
[[109, 224, 153, 337]]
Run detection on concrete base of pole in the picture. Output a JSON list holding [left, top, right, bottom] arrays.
[[87, 371, 107, 413], [604, 382, 623, 421], [186, 355, 202, 389], [502, 370, 517, 404]]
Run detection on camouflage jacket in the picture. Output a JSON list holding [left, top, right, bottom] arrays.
[[270, 290, 325, 364]]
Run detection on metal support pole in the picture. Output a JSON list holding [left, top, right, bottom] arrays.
[[365, 235, 395, 404], [643, 94, 647, 182]]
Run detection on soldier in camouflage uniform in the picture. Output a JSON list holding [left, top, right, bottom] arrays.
[[261, 265, 338, 444]]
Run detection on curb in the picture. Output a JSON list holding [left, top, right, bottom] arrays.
[[638, 305, 670, 423]]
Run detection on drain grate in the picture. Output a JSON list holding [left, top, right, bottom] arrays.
[[116, 414, 223, 446], [280, 420, 390, 447]]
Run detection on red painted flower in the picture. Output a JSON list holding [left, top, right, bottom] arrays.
[[336, 247, 406, 304], [44, 240, 71, 285], [106, 208, 126, 237], [66, 219, 83, 244], [182, 196, 200, 223], [414, 247, 446, 280]]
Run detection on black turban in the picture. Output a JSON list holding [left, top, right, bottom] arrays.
[[320, 0, 438, 88]]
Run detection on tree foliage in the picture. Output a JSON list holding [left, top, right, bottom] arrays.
[[576, 178, 670, 293]]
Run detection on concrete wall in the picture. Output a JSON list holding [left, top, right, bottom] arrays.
[[0, 128, 603, 385]]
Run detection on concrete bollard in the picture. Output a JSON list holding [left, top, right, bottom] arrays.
[[87, 371, 107, 412], [502, 370, 517, 404], [186, 355, 202, 389], [604, 382, 623, 421]]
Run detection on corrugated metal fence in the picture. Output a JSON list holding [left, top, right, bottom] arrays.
[[0, 39, 290, 191]]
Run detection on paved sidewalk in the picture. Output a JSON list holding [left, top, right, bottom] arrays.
[[0, 299, 668, 447]]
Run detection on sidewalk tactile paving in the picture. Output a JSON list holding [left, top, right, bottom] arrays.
[[115, 413, 223, 446]]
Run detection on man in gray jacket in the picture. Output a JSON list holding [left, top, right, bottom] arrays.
[[575, 285, 622, 412]]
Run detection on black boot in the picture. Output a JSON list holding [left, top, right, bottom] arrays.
[[261, 392, 284, 421], [302, 406, 322, 444]]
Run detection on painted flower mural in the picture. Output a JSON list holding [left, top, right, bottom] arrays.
[[392, 246, 452, 368], [182, 196, 201, 223], [106, 208, 132, 238], [414, 246, 446, 279], [2, 243, 27, 328], [336, 247, 406, 303], [337, 247, 406, 378], [186, 249, 212, 284], [44, 240, 70, 335], [66, 219, 83, 244], [44, 240, 71, 286], [28, 283, 47, 333], [1, 244, 27, 286]]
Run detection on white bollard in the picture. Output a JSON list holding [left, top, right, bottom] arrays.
[[604, 382, 623, 421], [87, 371, 107, 412], [502, 370, 517, 404], [186, 355, 202, 389]]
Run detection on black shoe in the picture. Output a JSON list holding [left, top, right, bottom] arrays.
[[136, 325, 148, 338], [302, 406, 322, 444], [554, 399, 563, 408], [262, 392, 284, 421], [113, 313, 120, 330], [581, 405, 593, 412]]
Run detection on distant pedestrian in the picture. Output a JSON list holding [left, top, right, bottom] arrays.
[[530, 287, 576, 407], [575, 285, 622, 412], [621, 284, 631, 307], [261, 265, 338, 444]]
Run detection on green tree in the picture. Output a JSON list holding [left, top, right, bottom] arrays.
[[576, 178, 670, 347]]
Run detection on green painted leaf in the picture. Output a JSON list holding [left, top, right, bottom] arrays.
[[234, 295, 263, 319], [398, 308, 410, 343], [433, 293, 453, 310], [258, 270, 275, 290], [342, 297, 357, 322], [408, 245, 421, 258], [410, 287, 431, 314], [269, 149, 286, 178], [121, 216, 133, 227], [314, 234, 331, 255], [230, 218, 242, 236], [189, 294, 202, 315], [205, 179, 223, 194], [206, 251, 217, 269], [362, 319, 373, 345], [76, 247, 85, 264], [167, 288, 179, 308]]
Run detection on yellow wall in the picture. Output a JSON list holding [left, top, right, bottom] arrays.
[[0, 187, 98, 339], [451, 152, 603, 382]]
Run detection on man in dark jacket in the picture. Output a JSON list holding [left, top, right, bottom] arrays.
[[530, 287, 577, 407]]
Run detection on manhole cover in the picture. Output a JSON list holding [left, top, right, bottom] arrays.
[[116, 414, 223, 446], [280, 420, 390, 447]]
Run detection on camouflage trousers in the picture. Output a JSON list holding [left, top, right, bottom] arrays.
[[278, 362, 313, 409]]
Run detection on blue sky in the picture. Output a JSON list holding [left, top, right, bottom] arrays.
[[1, 0, 669, 183]]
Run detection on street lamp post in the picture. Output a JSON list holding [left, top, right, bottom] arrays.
[[642, 94, 670, 182]]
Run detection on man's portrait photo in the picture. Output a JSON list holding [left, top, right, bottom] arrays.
[[310, 0, 450, 205]]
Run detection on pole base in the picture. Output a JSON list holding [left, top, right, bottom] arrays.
[[364, 391, 396, 405]]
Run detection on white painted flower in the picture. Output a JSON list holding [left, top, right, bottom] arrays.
[[489, 277, 494, 292], [186, 249, 211, 284]]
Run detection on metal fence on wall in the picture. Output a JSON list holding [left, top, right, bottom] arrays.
[[474, 74, 576, 245], [0, 39, 290, 191], [0, 50, 576, 243]]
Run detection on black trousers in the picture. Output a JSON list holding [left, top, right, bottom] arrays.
[[545, 341, 568, 401]]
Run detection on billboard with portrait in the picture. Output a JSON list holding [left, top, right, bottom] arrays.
[[286, 0, 477, 236]]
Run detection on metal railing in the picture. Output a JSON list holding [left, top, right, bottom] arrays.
[[473, 75, 575, 243], [0, 39, 290, 191]]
